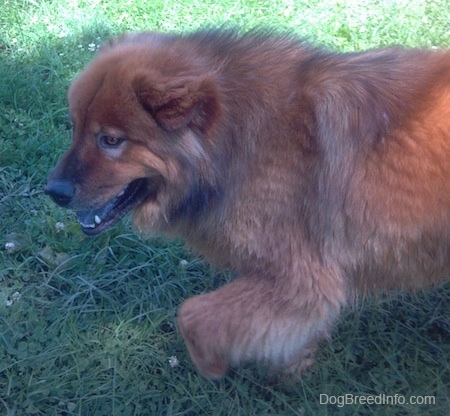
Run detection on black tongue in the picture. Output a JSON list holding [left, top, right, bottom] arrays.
[[76, 199, 116, 230], [74, 179, 151, 235], [76, 211, 101, 230]]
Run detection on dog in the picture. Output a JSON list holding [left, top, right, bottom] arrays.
[[45, 29, 450, 379]]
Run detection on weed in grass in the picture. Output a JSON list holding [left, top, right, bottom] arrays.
[[1, 0, 449, 415]]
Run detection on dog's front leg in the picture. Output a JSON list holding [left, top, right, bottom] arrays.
[[177, 270, 346, 379]]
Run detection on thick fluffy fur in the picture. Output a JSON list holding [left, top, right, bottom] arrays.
[[46, 30, 450, 379]]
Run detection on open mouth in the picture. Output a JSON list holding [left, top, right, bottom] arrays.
[[76, 178, 151, 235]]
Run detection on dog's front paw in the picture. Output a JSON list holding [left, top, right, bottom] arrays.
[[177, 295, 230, 379]]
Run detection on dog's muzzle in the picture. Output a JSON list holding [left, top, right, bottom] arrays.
[[44, 179, 75, 207]]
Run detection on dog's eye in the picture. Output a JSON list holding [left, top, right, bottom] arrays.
[[99, 135, 124, 148]]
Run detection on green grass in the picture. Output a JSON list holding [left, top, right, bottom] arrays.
[[0, 0, 449, 415]]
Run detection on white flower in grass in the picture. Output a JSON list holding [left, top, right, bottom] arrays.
[[179, 259, 188, 267], [6, 291, 21, 307], [168, 356, 180, 368], [5, 242, 16, 253], [88, 43, 100, 52], [55, 222, 65, 233]]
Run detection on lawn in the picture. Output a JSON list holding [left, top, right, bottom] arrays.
[[0, 0, 449, 415]]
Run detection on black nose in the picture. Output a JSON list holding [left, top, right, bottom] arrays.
[[44, 180, 75, 207]]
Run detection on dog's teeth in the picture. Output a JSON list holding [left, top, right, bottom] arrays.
[[94, 215, 102, 225]]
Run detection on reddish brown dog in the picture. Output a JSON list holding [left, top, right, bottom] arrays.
[[45, 29, 450, 379]]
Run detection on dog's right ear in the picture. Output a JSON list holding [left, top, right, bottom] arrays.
[[133, 73, 221, 135]]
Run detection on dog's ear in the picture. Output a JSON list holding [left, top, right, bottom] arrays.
[[134, 73, 220, 135]]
